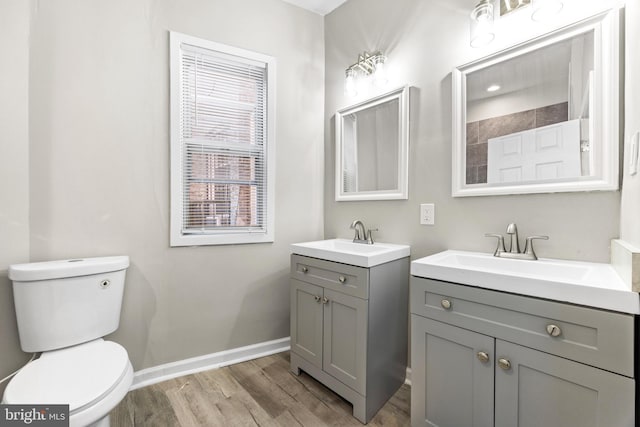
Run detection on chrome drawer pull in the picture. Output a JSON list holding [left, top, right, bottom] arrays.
[[301, 266, 308, 273], [477, 351, 490, 363], [314, 295, 321, 303], [322, 297, 330, 305], [498, 358, 511, 370], [441, 299, 452, 310], [546, 324, 562, 337], [338, 276, 346, 283]]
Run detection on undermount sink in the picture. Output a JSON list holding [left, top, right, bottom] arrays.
[[411, 250, 639, 314], [291, 238, 410, 268]]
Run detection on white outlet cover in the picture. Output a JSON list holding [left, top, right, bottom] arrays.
[[420, 203, 435, 225]]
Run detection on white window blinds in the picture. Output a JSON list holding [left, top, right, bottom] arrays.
[[170, 33, 275, 246]]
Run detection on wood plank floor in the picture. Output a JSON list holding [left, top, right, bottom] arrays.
[[110, 351, 410, 426]]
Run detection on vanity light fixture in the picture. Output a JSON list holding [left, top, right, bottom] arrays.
[[501, 0, 531, 16], [470, 0, 496, 48], [345, 68, 358, 97], [470, 0, 564, 48], [531, 0, 563, 21], [372, 55, 388, 87], [344, 51, 388, 96]]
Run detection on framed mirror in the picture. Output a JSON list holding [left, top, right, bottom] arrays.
[[452, 9, 620, 197], [335, 86, 409, 201]]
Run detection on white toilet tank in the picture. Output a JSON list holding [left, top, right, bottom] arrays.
[[8, 256, 130, 353]]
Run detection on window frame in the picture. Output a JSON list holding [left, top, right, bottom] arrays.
[[169, 31, 276, 246]]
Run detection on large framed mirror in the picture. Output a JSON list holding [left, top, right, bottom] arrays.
[[335, 86, 409, 201], [452, 9, 620, 197]]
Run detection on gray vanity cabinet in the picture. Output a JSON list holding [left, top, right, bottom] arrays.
[[290, 278, 368, 392], [411, 277, 636, 427], [411, 316, 494, 427], [495, 340, 635, 427], [290, 279, 324, 368], [290, 254, 409, 424]]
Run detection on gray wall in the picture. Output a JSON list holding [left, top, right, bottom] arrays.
[[0, 0, 324, 378], [621, 1, 640, 248], [0, 0, 31, 395], [324, 0, 620, 263], [1, 0, 635, 391]]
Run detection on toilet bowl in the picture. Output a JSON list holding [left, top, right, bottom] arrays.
[[3, 339, 133, 427], [3, 256, 132, 427]]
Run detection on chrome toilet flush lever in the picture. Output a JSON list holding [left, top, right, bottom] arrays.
[[485, 223, 548, 260]]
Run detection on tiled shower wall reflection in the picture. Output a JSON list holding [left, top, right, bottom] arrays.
[[466, 102, 569, 184]]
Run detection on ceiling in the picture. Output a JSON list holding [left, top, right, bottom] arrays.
[[466, 32, 592, 102], [280, 0, 349, 15]]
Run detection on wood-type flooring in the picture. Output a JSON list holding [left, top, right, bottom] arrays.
[[110, 351, 410, 427]]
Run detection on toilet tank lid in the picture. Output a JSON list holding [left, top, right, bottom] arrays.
[[9, 256, 130, 282]]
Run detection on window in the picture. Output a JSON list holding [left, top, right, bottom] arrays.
[[170, 32, 276, 246]]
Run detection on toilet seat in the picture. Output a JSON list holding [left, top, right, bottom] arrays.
[[3, 339, 133, 426]]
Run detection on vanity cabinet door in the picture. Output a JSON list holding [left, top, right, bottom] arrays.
[[495, 340, 635, 427], [411, 315, 494, 427], [322, 288, 368, 395], [290, 279, 324, 369]]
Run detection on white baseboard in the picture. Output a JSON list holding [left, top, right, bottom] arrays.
[[130, 337, 290, 390], [405, 367, 412, 386]]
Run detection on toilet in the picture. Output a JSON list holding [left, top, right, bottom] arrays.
[[2, 256, 133, 427]]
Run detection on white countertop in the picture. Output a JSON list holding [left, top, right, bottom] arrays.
[[291, 238, 410, 268], [411, 250, 640, 314]]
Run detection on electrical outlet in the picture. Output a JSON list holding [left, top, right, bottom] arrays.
[[420, 203, 435, 225]]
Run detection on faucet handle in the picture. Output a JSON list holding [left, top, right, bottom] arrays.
[[524, 235, 549, 260], [485, 233, 506, 256], [367, 228, 378, 245]]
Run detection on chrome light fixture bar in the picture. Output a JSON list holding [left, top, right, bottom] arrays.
[[344, 51, 387, 97], [501, 0, 531, 16]]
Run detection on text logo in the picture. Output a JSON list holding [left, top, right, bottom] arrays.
[[0, 405, 68, 427]]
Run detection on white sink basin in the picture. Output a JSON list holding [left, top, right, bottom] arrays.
[[411, 250, 639, 314], [291, 239, 410, 268]]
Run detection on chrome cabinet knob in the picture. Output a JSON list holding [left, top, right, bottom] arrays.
[[498, 358, 512, 370], [546, 324, 562, 337], [441, 299, 452, 310], [301, 266, 308, 273], [322, 297, 329, 305], [314, 295, 321, 303], [477, 351, 490, 363], [338, 276, 346, 283]]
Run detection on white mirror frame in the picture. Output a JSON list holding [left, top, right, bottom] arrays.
[[452, 9, 620, 197], [335, 86, 410, 201]]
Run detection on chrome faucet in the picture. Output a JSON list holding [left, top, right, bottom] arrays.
[[485, 223, 548, 260], [350, 220, 377, 244], [506, 223, 520, 254]]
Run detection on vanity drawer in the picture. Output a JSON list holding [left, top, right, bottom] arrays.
[[291, 255, 369, 299], [411, 277, 635, 377]]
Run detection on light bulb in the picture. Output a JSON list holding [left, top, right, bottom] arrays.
[[531, 0, 563, 21], [373, 56, 388, 88], [470, 0, 495, 48], [345, 69, 358, 97]]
